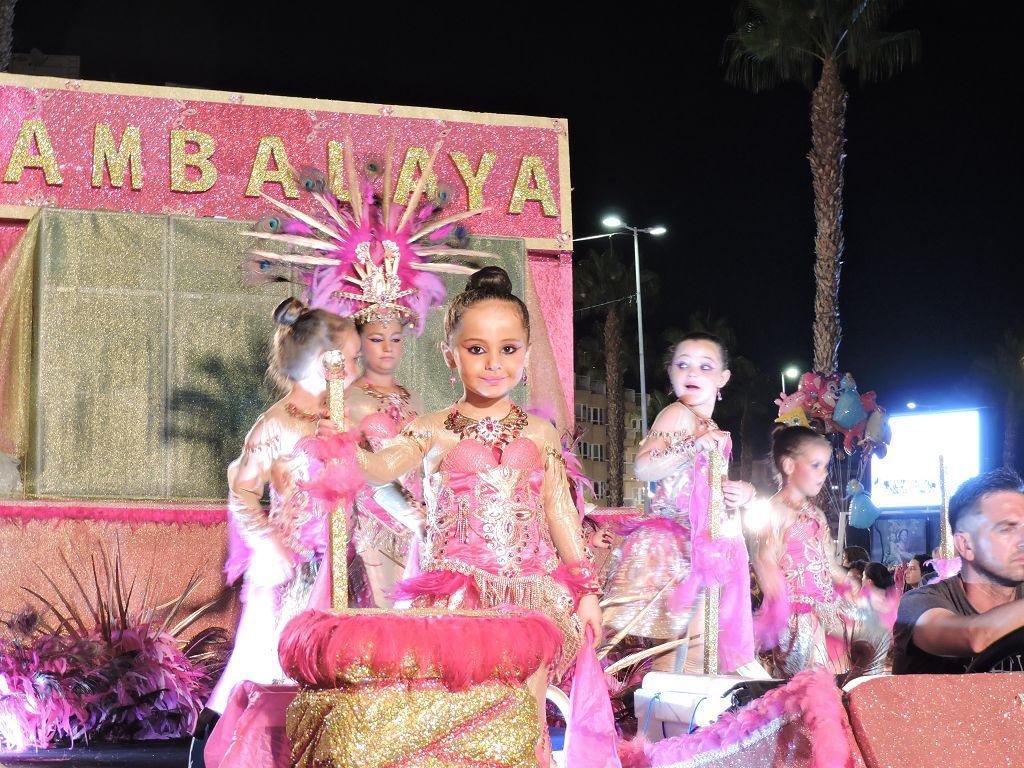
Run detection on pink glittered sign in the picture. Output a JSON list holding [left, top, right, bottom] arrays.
[[0, 75, 570, 245]]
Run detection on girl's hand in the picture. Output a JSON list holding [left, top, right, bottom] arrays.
[[577, 594, 603, 647], [589, 527, 614, 549], [695, 429, 731, 454], [722, 480, 756, 509], [315, 419, 342, 439]]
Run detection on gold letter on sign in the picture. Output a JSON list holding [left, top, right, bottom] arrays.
[[450, 151, 496, 211], [246, 136, 299, 199], [92, 124, 142, 189], [327, 140, 349, 201], [169, 130, 217, 192], [508, 156, 558, 216], [393, 146, 437, 205], [4, 119, 63, 185]]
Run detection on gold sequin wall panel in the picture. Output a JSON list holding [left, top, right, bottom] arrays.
[[26, 208, 289, 500], [23, 210, 527, 500]]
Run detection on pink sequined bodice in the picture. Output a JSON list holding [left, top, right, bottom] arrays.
[[780, 507, 835, 606], [426, 437, 558, 579]]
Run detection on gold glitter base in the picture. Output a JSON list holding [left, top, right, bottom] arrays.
[[287, 681, 539, 768]]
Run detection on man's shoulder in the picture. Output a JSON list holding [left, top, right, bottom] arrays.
[[898, 578, 969, 623]]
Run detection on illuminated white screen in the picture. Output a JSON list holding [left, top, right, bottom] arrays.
[[871, 410, 981, 509]]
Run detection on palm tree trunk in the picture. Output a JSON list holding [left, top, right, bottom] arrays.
[[0, 0, 16, 72], [809, 57, 847, 375], [605, 306, 624, 506], [1004, 390, 1017, 469]]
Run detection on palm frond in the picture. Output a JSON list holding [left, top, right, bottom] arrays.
[[604, 639, 687, 676]]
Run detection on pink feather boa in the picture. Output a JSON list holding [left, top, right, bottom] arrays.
[[278, 608, 562, 692], [620, 668, 854, 768]]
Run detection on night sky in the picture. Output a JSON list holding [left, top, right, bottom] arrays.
[[13, 2, 1022, 465]]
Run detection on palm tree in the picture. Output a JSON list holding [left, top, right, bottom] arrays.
[[575, 248, 633, 506], [975, 331, 1024, 469], [725, 1, 920, 374]]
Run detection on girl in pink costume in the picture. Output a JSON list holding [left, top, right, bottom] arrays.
[[352, 267, 602, 751], [603, 333, 760, 675], [207, 299, 360, 715], [347, 315, 425, 607], [755, 426, 858, 677]]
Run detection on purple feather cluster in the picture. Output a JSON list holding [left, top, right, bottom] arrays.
[[0, 616, 215, 750]]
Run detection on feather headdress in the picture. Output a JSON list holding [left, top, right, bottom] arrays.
[[242, 140, 493, 334]]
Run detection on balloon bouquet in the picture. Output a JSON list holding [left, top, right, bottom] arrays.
[[775, 372, 892, 530]]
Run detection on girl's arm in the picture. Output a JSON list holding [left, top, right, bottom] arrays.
[[816, 506, 852, 585], [227, 417, 276, 543], [634, 403, 700, 482], [753, 506, 787, 598], [228, 416, 295, 585], [540, 426, 602, 643], [356, 419, 431, 485]]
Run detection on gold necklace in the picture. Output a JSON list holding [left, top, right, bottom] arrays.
[[359, 380, 411, 403], [286, 402, 328, 422], [444, 402, 528, 448]]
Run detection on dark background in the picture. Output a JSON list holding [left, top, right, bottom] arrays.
[[13, 2, 1021, 467]]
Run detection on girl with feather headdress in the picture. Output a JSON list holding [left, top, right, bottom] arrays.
[[201, 145, 489, 723]]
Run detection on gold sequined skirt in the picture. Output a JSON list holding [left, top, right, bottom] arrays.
[[602, 523, 693, 639], [286, 681, 540, 768]]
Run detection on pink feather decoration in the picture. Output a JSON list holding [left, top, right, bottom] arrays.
[[296, 430, 362, 508], [631, 668, 854, 768], [925, 556, 962, 580], [278, 609, 562, 692]]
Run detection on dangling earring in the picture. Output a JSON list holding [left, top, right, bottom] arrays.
[[449, 371, 457, 392], [522, 371, 529, 388], [716, 390, 723, 401]]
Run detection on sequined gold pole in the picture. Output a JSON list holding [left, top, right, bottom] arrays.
[[322, 350, 348, 611], [702, 448, 724, 676], [938, 454, 954, 559]]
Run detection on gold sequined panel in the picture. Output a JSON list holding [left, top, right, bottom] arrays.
[[287, 681, 539, 768]]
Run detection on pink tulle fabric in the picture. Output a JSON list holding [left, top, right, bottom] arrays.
[[563, 626, 622, 768], [624, 668, 855, 768], [204, 682, 295, 768], [665, 450, 754, 672], [278, 609, 562, 691]]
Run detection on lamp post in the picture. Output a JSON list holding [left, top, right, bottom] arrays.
[[592, 216, 665, 438]]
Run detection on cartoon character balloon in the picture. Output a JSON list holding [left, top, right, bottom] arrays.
[[832, 374, 869, 429], [847, 479, 881, 529]]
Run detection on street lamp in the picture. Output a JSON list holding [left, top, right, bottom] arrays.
[[601, 216, 665, 439], [781, 366, 800, 394]]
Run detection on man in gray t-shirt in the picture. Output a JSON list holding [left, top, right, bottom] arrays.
[[892, 468, 1024, 675]]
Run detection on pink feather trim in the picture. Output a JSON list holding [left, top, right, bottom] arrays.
[[390, 569, 481, 606], [925, 556, 962, 580], [635, 668, 854, 768], [0, 500, 226, 526], [553, 561, 600, 607], [278, 608, 562, 692], [296, 430, 363, 507]]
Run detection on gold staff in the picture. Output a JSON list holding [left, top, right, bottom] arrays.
[[702, 447, 724, 675], [322, 349, 348, 611], [938, 454, 954, 559]]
